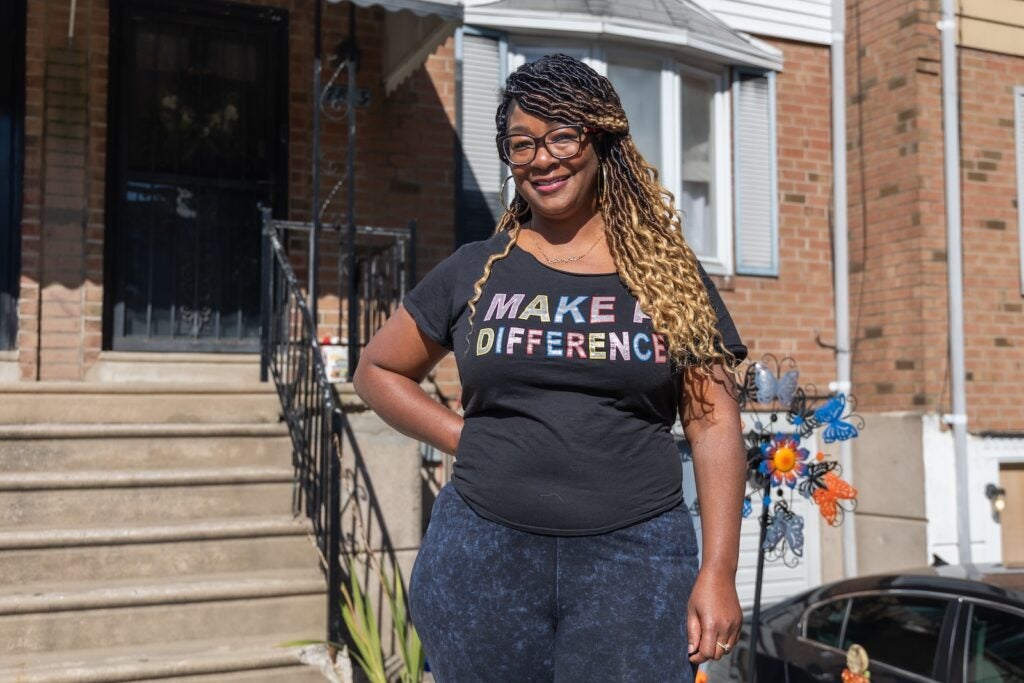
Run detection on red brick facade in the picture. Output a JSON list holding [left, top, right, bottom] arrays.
[[17, 0, 456, 381], [844, 0, 1024, 432], [959, 47, 1024, 432], [725, 38, 837, 391], [16, 1, 1023, 438]]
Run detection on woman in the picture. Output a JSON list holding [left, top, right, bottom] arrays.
[[353, 54, 748, 682]]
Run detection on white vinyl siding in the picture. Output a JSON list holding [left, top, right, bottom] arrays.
[[695, 0, 833, 45], [733, 69, 778, 276], [456, 28, 506, 245], [679, 422, 823, 610], [1016, 86, 1024, 295]]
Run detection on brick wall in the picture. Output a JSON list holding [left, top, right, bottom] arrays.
[[844, 0, 951, 416], [844, 0, 1024, 432], [18, 0, 456, 381], [959, 47, 1024, 432], [726, 38, 837, 393]]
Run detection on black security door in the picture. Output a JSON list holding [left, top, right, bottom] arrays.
[[0, 0, 26, 351], [109, 0, 286, 351]]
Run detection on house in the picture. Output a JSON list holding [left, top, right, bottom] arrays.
[[2, 0, 1022, 678], [0, 0, 461, 678], [840, 0, 1024, 571]]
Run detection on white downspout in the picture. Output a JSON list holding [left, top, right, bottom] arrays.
[[831, 0, 857, 578], [938, 0, 972, 565]]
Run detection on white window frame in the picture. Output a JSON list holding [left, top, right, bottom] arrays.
[[507, 39, 734, 275]]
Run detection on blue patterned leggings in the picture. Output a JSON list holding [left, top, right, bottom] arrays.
[[408, 484, 700, 682]]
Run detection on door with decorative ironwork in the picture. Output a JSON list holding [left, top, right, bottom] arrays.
[[1, 0, 25, 351], [109, 0, 286, 351]]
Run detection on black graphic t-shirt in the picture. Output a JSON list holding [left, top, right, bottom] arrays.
[[402, 231, 747, 535]]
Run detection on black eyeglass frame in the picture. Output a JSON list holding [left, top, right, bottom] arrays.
[[496, 123, 589, 166]]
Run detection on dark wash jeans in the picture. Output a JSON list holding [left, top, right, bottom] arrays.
[[409, 484, 700, 682]]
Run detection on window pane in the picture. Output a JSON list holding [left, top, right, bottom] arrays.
[[967, 605, 1024, 682], [680, 73, 715, 258], [804, 599, 847, 648], [841, 595, 948, 678], [606, 57, 661, 171]]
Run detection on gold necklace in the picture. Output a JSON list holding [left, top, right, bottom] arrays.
[[530, 229, 604, 264]]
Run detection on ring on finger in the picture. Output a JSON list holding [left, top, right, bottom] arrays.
[[715, 640, 732, 653]]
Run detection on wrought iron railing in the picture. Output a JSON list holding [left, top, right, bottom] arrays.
[[260, 213, 345, 643], [258, 207, 416, 645]]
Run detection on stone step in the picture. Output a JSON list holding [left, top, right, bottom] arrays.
[[0, 516, 316, 586], [0, 383, 283, 424], [1, 472, 294, 526], [0, 570, 327, 655], [0, 423, 292, 472], [0, 634, 327, 682], [85, 351, 263, 384]]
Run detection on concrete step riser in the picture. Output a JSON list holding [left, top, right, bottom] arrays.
[[0, 536, 316, 586], [1, 395, 282, 425], [135, 665, 329, 682], [0, 435, 293, 472], [2, 484, 295, 527], [0, 594, 327, 656]]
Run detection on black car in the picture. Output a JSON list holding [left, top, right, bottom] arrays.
[[704, 565, 1024, 683]]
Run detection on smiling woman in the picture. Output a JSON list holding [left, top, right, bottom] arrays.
[[354, 54, 750, 683]]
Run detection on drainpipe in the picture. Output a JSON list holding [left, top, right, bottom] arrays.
[[938, 0, 972, 566], [831, 0, 857, 578]]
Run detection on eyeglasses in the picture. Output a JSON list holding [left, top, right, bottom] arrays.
[[498, 124, 586, 166]]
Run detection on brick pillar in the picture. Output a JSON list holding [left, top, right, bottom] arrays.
[[38, 46, 89, 380]]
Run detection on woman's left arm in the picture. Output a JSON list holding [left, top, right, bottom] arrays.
[[680, 362, 747, 664]]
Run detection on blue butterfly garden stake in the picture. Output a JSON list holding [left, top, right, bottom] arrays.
[[735, 355, 865, 683]]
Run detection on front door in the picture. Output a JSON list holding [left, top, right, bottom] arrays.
[[1001, 463, 1024, 567], [0, 0, 25, 351], [109, 0, 286, 351]]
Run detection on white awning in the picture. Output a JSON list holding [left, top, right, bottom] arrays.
[[464, 0, 783, 71], [333, 0, 464, 93], [345, 0, 462, 21]]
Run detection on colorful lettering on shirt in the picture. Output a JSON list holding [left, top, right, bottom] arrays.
[[546, 330, 564, 357], [470, 292, 667, 365], [485, 293, 525, 321], [590, 296, 616, 323], [476, 327, 495, 355], [554, 296, 588, 324], [495, 326, 506, 354], [652, 333, 667, 363], [588, 332, 607, 360], [518, 295, 551, 322], [526, 328, 543, 355], [506, 326, 525, 354], [609, 331, 630, 361], [566, 332, 586, 359], [633, 332, 652, 361]]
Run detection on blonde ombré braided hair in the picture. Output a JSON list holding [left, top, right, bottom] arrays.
[[465, 54, 737, 378]]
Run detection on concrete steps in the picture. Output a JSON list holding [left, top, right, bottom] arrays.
[[0, 634, 326, 683], [0, 517, 313, 584], [0, 383, 282, 424], [0, 382, 328, 681]]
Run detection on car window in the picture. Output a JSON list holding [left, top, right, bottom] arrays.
[[965, 604, 1024, 682], [763, 598, 807, 635], [804, 598, 848, 648], [841, 594, 949, 679]]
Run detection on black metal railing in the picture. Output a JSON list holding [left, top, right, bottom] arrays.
[[260, 213, 345, 643], [259, 207, 416, 645]]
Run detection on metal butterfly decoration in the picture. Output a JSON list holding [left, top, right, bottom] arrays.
[[734, 354, 863, 564]]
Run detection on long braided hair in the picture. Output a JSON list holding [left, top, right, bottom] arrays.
[[465, 54, 736, 378]]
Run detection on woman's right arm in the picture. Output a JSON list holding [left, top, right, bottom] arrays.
[[352, 305, 464, 455]]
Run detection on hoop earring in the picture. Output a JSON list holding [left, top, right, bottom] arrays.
[[499, 175, 529, 218], [598, 163, 609, 204]]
